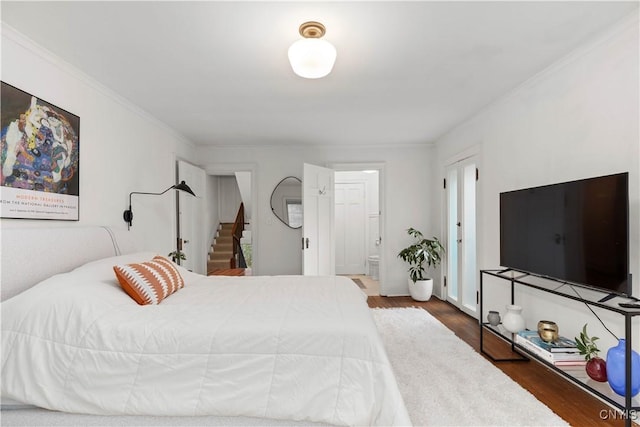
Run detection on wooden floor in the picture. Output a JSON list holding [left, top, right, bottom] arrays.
[[208, 268, 247, 276], [368, 295, 637, 427]]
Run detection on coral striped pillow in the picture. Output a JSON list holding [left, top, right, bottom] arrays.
[[113, 256, 184, 305]]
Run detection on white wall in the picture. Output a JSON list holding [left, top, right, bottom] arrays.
[[235, 171, 252, 222], [195, 145, 435, 296], [206, 175, 220, 248], [218, 176, 242, 223], [433, 13, 639, 350], [1, 25, 196, 255]]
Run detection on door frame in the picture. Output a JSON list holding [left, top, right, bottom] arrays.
[[329, 162, 386, 295], [442, 146, 481, 318], [204, 162, 259, 274], [176, 159, 207, 274]]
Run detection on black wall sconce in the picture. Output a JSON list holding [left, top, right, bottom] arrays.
[[123, 180, 196, 230]]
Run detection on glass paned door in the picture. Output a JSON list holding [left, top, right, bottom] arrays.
[[445, 156, 478, 317], [446, 168, 459, 302]]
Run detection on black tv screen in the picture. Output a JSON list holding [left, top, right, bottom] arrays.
[[500, 172, 630, 297]]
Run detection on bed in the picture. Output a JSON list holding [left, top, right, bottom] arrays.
[[1, 226, 411, 426]]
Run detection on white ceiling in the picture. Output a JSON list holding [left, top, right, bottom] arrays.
[[2, 1, 637, 148]]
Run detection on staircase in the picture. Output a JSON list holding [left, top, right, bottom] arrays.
[[207, 223, 233, 274]]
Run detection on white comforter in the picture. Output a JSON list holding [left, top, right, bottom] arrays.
[[1, 253, 411, 426]]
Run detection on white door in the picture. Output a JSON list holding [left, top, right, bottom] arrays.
[[445, 156, 478, 317], [177, 160, 206, 274], [303, 163, 335, 275], [335, 182, 366, 274]]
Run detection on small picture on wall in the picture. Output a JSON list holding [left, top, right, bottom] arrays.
[[1, 82, 80, 220]]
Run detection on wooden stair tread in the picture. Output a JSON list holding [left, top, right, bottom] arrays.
[[207, 222, 238, 271]]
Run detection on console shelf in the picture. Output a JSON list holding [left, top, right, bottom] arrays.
[[480, 269, 640, 427]]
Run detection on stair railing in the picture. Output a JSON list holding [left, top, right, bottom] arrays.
[[230, 203, 246, 269]]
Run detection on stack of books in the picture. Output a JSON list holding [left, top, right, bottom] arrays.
[[515, 330, 586, 366]]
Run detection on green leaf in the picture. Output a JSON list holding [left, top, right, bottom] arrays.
[[398, 229, 445, 279], [574, 324, 599, 360]]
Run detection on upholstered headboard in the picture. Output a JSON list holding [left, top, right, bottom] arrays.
[[1, 226, 137, 301]]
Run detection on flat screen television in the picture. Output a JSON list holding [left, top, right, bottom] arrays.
[[500, 172, 630, 297]]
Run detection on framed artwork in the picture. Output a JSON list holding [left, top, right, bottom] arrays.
[[1, 82, 80, 220]]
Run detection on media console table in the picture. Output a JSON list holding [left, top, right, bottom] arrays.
[[480, 269, 640, 427]]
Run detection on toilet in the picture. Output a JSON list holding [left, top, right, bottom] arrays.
[[367, 255, 379, 280]]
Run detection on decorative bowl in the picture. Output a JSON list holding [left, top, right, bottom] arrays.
[[537, 320, 559, 342]]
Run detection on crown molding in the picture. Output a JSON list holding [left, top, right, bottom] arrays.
[[195, 140, 435, 150]]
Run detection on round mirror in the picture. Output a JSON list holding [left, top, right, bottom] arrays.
[[270, 176, 302, 229]]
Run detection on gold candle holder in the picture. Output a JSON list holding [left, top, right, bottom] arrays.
[[537, 320, 559, 342]]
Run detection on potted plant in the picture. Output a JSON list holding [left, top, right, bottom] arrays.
[[397, 228, 445, 301], [168, 250, 186, 265], [575, 324, 607, 382]]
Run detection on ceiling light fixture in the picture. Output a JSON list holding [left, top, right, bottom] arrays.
[[288, 21, 336, 79]]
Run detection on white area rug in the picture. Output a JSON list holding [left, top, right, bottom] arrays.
[[1, 308, 568, 426], [372, 307, 568, 426]]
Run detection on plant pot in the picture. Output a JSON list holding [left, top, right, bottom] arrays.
[[408, 278, 433, 301]]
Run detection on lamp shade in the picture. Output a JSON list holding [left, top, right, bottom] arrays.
[[174, 180, 196, 197], [288, 36, 336, 79]]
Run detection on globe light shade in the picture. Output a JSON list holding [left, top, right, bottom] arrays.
[[288, 38, 337, 79]]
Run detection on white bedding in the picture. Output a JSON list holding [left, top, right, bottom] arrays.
[[1, 253, 411, 426]]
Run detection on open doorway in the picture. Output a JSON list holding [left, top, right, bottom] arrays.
[[332, 165, 382, 296], [204, 164, 256, 276]]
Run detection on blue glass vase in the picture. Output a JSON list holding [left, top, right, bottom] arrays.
[[606, 339, 640, 397]]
